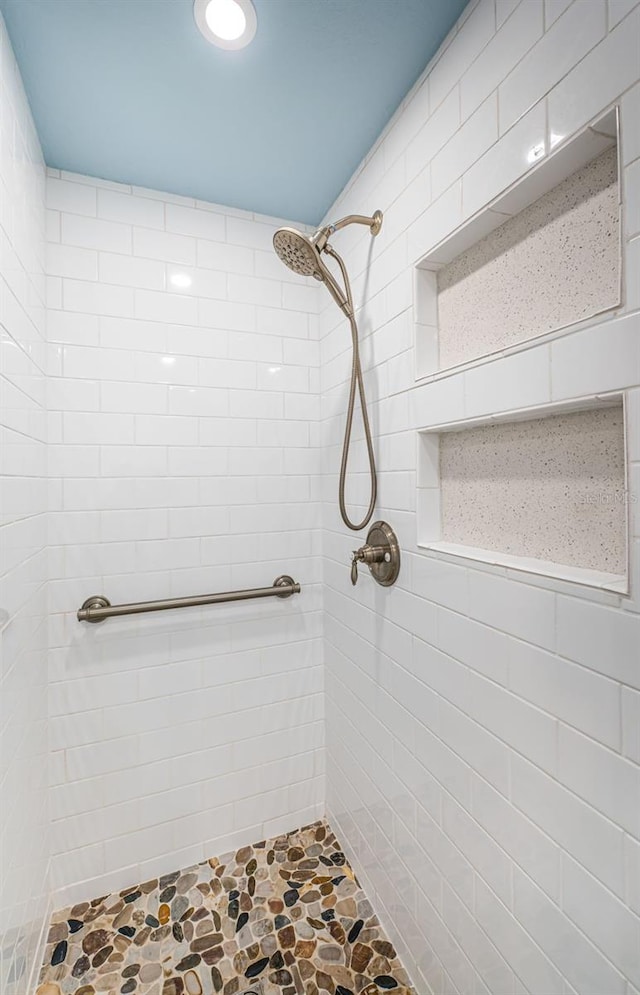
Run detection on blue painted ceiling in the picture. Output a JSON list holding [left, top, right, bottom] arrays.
[[0, 0, 468, 224]]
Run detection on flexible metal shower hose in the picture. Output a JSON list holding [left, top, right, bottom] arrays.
[[339, 313, 377, 531]]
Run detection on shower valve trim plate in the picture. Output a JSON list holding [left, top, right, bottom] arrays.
[[351, 520, 400, 587]]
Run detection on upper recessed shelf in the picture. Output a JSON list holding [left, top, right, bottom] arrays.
[[414, 108, 621, 380]]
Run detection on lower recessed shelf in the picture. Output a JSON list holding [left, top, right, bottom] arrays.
[[417, 396, 629, 594], [422, 541, 628, 594]]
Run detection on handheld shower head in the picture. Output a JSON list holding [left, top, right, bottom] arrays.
[[273, 211, 382, 317], [273, 224, 352, 315], [273, 228, 323, 279], [272, 208, 383, 533]]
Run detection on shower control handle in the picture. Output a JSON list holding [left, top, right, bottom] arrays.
[[350, 544, 389, 585]]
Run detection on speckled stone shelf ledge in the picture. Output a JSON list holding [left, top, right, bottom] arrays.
[[36, 820, 415, 995]]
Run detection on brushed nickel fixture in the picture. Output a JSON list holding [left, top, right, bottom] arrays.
[[273, 211, 382, 532], [77, 575, 300, 624], [351, 520, 400, 587]]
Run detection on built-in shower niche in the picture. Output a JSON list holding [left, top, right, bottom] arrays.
[[415, 109, 621, 378], [417, 396, 628, 593]]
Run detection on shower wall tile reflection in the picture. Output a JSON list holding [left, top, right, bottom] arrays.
[[46, 172, 325, 906]]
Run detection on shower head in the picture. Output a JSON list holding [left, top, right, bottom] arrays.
[[273, 210, 383, 317], [274, 224, 351, 314], [273, 228, 323, 279]]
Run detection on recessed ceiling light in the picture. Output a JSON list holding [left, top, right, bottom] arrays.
[[194, 0, 257, 50]]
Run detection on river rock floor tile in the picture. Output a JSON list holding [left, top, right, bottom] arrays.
[[37, 820, 415, 995]]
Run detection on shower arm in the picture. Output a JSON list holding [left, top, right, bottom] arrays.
[[314, 211, 383, 253], [330, 212, 383, 236]]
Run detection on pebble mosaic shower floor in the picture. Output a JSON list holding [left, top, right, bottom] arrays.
[[36, 820, 415, 995]]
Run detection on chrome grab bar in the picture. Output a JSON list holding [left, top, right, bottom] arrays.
[[77, 575, 301, 624]]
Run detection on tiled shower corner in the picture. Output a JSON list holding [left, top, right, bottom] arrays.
[[36, 821, 415, 995]]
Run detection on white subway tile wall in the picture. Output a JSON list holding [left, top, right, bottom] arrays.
[[321, 1, 640, 993], [0, 14, 49, 995], [46, 172, 324, 905], [1, 1, 640, 992]]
